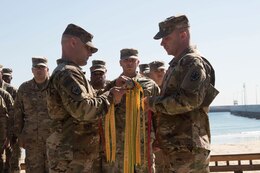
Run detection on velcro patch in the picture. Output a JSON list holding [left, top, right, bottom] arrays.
[[190, 71, 200, 81], [71, 85, 82, 95]]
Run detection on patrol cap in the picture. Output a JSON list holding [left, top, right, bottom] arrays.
[[149, 61, 166, 71], [90, 60, 107, 73], [63, 23, 98, 53], [32, 57, 48, 67], [120, 48, 139, 60], [154, 15, 189, 40], [0, 64, 2, 71], [2, 68, 13, 76], [139, 64, 150, 74]]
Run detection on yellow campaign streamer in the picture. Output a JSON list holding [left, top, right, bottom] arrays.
[[104, 81, 145, 173], [105, 108, 110, 162], [110, 104, 116, 161], [123, 81, 144, 173], [105, 101, 116, 163], [135, 86, 141, 165], [124, 90, 131, 173]]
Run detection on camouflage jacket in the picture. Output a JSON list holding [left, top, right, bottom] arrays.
[[148, 47, 218, 151], [0, 95, 8, 141], [14, 78, 51, 142], [0, 88, 14, 137], [46, 59, 112, 159], [0, 80, 17, 100]]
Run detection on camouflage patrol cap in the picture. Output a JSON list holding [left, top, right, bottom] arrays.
[[32, 57, 48, 67], [0, 64, 2, 71], [139, 64, 150, 74], [120, 48, 139, 60], [149, 61, 166, 71], [154, 15, 189, 40], [90, 60, 107, 73], [2, 68, 13, 76], [63, 23, 98, 53]]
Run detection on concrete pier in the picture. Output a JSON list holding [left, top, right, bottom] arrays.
[[210, 104, 260, 119]]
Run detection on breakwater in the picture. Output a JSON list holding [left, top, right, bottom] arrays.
[[210, 105, 260, 119]]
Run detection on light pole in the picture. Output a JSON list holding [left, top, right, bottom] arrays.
[[256, 85, 258, 104], [243, 83, 247, 105]]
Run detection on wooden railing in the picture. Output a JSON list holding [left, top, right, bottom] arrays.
[[210, 153, 260, 173]]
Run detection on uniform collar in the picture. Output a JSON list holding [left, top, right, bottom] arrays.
[[56, 58, 82, 69], [169, 46, 196, 66]]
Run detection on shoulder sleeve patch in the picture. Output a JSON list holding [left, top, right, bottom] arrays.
[[57, 69, 86, 101], [71, 85, 82, 95], [190, 70, 201, 81]]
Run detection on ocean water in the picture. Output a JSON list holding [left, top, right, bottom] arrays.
[[209, 112, 260, 144]]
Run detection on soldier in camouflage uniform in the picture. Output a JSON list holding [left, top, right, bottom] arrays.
[[146, 61, 166, 172], [102, 48, 160, 173], [90, 60, 110, 95], [0, 66, 19, 173], [0, 69, 16, 100], [144, 15, 219, 173], [2, 68, 13, 85], [89, 60, 111, 172], [2, 67, 20, 173], [46, 23, 124, 173], [0, 64, 14, 173], [0, 88, 14, 173], [14, 57, 51, 173], [148, 61, 166, 88]]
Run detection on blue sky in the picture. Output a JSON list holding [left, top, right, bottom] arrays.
[[1, 1, 260, 106]]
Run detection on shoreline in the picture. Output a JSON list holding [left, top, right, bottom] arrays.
[[211, 141, 260, 155]]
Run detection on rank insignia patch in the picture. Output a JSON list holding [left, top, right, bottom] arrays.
[[71, 85, 82, 95]]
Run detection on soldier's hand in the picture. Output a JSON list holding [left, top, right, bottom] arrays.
[[143, 97, 150, 112], [110, 87, 126, 104], [115, 75, 134, 89], [143, 97, 155, 112]]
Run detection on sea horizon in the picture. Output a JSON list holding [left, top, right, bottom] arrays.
[[209, 112, 260, 144]]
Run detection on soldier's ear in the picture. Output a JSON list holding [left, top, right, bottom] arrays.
[[180, 30, 189, 40], [70, 37, 77, 48]]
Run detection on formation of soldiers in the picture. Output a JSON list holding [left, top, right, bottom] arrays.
[[0, 14, 218, 173]]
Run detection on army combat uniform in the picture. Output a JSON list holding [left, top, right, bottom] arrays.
[[0, 77, 20, 173], [0, 95, 8, 173], [100, 48, 160, 173], [0, 89, 14, 138], [148, 47, 218, 173], [14, 76, 51, 173], [0, 88, 14, 172], [46, 58, 113, 173], [0, 89, 14, 173]]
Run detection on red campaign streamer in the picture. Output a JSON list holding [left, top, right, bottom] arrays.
[[98, 116, 106, 154], [147, 110, 152, 173]]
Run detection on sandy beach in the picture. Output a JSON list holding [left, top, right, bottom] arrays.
[[211, 141, 260, 155], [210, 141, 260, 173]]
